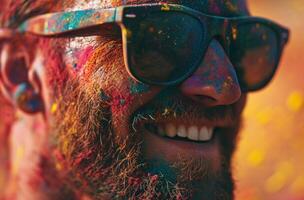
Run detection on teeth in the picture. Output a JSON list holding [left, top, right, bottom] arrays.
[[199, 127, 213, 141], [160, 124, 214, 142], [177, 125, 187, 138], [188, 126, 199, 141], [166, 123, 176, 138]]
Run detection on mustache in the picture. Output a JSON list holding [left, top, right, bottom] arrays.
[[131, 88, 239, 130]]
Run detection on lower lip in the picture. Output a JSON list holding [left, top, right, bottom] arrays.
[[142, 125, 220, 159]]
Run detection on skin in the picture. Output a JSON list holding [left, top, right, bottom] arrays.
[[0, 0, 249, 199]]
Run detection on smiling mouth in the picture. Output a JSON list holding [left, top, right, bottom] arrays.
[[144, 123, 215, 143]]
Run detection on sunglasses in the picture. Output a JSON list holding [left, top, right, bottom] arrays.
[[12, 3, 289, 91]]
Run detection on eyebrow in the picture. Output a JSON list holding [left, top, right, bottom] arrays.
[[5, 0, 54, 28]]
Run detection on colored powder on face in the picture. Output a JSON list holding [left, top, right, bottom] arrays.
[[1, 0, 53, 27], [12, 146, 24, 176], [197, 40, 239, 94], [129, 78, 150, 94], [74, 46, 94, 71], [39, 38, 68, 93], [80, 41, 117, 81], [201, 61, 235, 94], [197, 57, 223, 94], [100, 91, 111, 101], [111, 93, 131, 109], [51, 103, 58, 113], [110, 90, 134, 115], [68, 0, 113, 11]]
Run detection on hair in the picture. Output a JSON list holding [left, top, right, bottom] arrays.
[[0, 0, 75, 28]]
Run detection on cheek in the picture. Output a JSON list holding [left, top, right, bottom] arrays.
[[107, 79, 159, 139], [63, 36, 99, 74], [77, 40, 154, 115], [64, 37, 159, 128], [110, 88, 134, 116], [109, 79, 153, 116], [39, 39, 67, 92], [72, 46, 94, 72]]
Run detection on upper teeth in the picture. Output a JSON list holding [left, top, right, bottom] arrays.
[[157, 124, 214, 142]]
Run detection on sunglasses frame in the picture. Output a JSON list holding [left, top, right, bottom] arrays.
[[6, 3, 290, 91]]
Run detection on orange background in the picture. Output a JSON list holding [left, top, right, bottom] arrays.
[[235, 0, 304, 200], [0, 1, 303, 199]]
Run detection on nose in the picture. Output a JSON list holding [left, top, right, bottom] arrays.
[[180, 39, 241, 107]]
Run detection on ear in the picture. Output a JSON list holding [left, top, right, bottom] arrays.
[[0, 34, 44, 114]]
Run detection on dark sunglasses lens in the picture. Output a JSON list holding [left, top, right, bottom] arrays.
[[126, 12, 204, 84], [230, 22, 279, 90]]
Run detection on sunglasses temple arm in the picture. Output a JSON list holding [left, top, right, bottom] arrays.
[[17, 7, 120, 36], [283, 29, 290, 44]]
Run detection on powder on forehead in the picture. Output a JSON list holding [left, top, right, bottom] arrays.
[[67, 0, 248, 16], [0, 0, 248, 25], [65, 0, 115, 11], [1, 0, 52, 27], [0, 0, 89, 27], [66, 0, 103, 11]]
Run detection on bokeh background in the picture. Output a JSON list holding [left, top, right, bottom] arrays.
[[0, 0, 303, 199], [234, 0, 304, 200]]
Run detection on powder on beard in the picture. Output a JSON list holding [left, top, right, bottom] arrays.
[[46, 39, 237, 200]]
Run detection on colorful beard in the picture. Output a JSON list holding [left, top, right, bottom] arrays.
[[48, 39, 242, 200]]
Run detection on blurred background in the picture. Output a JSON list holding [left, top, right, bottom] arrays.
[[234, 0, 304, 200], [0, 0, 303, 199]]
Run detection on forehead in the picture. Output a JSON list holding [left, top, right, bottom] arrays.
[[1, 0, 248, 28], [61, 0, 248, 16]]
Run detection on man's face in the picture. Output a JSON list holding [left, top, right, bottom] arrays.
[[3, 0, 248, 199]]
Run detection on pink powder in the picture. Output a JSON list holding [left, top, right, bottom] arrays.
[[75, 46, 94, 72]]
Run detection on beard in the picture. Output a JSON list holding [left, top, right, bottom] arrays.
[[47, 40, 243, 200]]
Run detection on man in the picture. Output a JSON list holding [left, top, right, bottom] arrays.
[[0, 0, 289, 199]]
